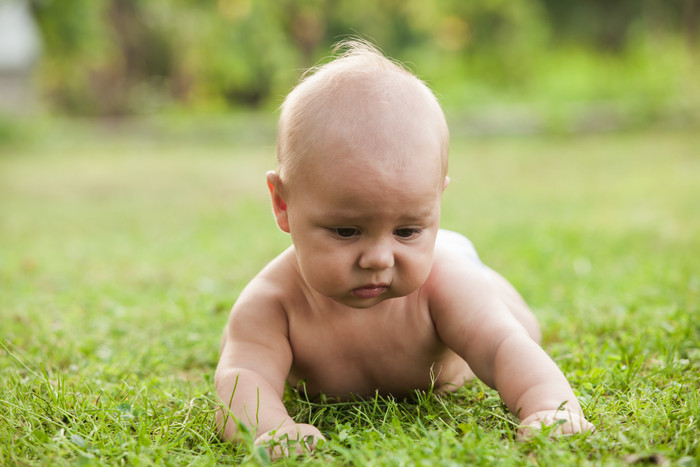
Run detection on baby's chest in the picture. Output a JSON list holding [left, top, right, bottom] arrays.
[[286, 309, 453, 395]]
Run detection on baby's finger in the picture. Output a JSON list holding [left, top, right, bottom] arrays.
[[517, 411, 595, 441], [516, 423, 541, 442], [557, 413, 596, 435]]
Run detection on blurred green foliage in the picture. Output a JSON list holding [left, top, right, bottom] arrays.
[[29, 0, 700, 115]]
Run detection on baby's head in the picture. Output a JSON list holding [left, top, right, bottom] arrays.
[[267, 41, 451, 307], [274, 40, 449, 198]]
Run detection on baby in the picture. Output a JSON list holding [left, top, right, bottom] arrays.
[[215, 40, 594, 456]]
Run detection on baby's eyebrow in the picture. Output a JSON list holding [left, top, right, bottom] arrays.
[[319, 208, 438, 225], [396, 210, 438, 223]]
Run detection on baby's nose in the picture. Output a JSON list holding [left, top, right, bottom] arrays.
[[358, 241, 395, 270]]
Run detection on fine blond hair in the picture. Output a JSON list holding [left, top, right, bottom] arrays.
[[276, 39, 449, 188]]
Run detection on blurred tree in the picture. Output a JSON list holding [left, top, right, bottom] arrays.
[[539, 0, 699, 51], [181, 0, 298, 108], [539, 0, 640, 52], [686, 0, 700, 47], [31, 0, 110, 113], [28, 0, 700, 115], [278, 0, 329, 65], [103, 0, 173, 112]]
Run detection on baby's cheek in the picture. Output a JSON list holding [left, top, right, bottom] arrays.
[[405, 254, 433, 285], [305, 258, 345, 292]]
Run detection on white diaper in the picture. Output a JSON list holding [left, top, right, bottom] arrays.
[[436, 229, 487, 271]]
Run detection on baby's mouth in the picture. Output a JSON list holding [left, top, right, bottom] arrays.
[[352, 283, 388, 299]]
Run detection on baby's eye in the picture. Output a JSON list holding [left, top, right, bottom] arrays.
[[332, 228, 359, 238], [394, 228, 420, 239]]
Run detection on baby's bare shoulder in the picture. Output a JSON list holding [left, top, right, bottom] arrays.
[[219, 249, 298, 386], [228, 247, 302, 330], [428, 247, 491, 292], [424, 247, 502, 323]]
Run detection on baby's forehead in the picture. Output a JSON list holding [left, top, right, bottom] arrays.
[[278, 52, 449, 187], [299, 71, 443, 147], [322, 68, 434, 115]]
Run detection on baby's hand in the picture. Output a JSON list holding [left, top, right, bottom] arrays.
[[517, 409, 595, 441], [254, 423, 325, 460]]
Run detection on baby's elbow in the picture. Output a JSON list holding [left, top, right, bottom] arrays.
[[215, 405, 246, 443], [213, 367, 231, 395], [213, 369, 244, 442], [214, 366, 257, 395], [214, 367, 268, 440]]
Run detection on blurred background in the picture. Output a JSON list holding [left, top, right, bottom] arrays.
[[1, 0, 699, 134]]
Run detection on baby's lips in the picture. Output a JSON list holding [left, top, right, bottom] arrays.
[[351, 283, 388, 299]]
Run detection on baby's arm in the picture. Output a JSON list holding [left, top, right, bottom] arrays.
[[428, 257, 594, 438], [215, 287, 324, 456], [482, 326, 594, 438]]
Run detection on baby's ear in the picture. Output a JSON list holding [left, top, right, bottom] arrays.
[[266, 171, 290, 233], [443, 176, 451, 191]]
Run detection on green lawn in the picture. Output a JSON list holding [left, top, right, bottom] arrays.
[[1, 118, 698, 465]]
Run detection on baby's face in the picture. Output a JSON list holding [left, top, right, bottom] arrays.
[[283, 129, 445, 309]]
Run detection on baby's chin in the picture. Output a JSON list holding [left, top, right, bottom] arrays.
[[330, 288, 416, 309]]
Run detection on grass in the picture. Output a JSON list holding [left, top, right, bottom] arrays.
[[1, 117, 698, 465]]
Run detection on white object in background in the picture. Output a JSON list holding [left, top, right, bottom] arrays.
[[0, 0, 42, 113]]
